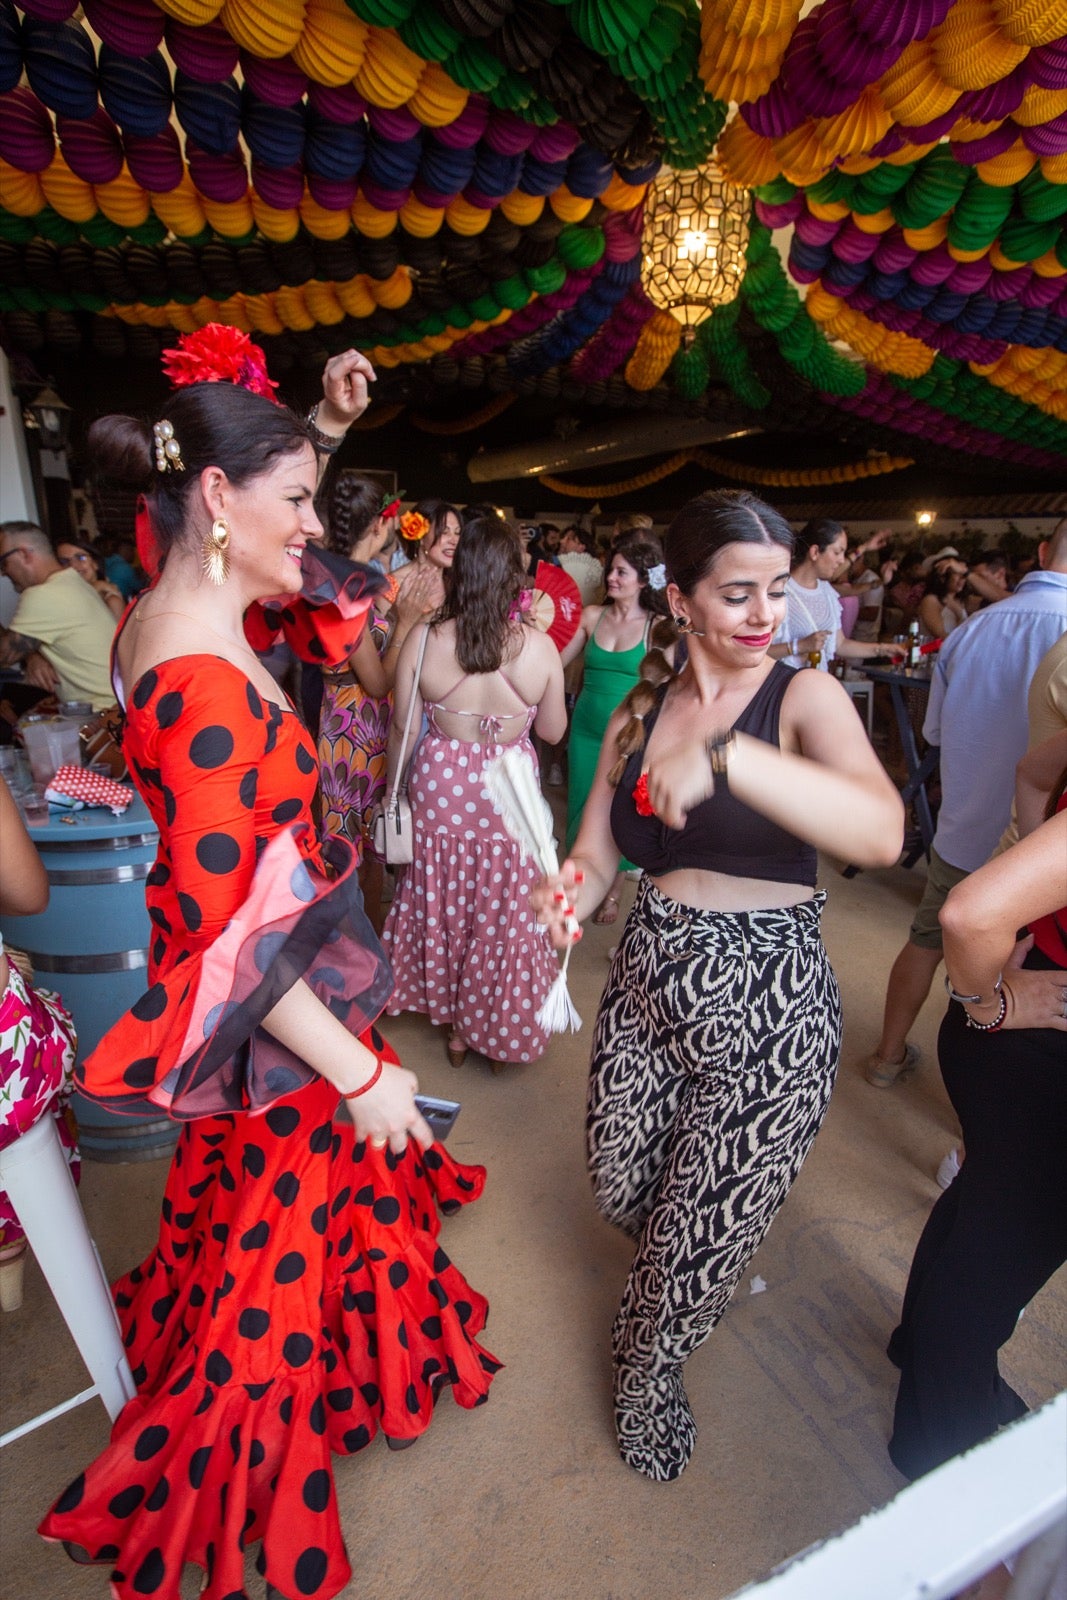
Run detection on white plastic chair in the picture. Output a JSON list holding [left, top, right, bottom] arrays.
[[0, 1115, 135, 1447]]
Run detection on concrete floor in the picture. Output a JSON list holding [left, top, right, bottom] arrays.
[[2, 852, 1065, 1600]]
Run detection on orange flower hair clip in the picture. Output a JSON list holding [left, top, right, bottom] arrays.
[[400, 511, 431, 542]]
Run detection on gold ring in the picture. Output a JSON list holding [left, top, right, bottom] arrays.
[[370, 1136, 388, 1150]]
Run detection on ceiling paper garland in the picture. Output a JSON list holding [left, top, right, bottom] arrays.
[[0, 0, 1062, 479]]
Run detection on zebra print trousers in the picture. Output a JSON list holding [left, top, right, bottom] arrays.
[[587, 877, 842, 1481]]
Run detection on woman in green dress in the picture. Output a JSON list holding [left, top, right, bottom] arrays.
[[562, 536, 669, 923]]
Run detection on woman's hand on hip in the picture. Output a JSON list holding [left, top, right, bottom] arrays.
[[1000, 938, 1067, 1032]]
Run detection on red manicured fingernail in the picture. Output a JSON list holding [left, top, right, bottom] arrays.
[[554, 889, 565, 902], [573, 928, 583, 941], [575, 870, 585, 883], [565, 904, 575, 916]]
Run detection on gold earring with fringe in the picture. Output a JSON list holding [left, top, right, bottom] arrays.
[[203, 517, 230, 586]]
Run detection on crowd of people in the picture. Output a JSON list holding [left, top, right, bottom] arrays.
[[0, 331, 1062, 1600]]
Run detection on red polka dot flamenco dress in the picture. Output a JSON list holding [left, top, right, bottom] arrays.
[[39, 634, 501, 1600]]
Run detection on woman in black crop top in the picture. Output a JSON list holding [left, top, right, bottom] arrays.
[[533, 490, 904, 1483]]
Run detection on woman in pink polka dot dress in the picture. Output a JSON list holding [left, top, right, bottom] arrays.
[[382, 517, 567, 1069]]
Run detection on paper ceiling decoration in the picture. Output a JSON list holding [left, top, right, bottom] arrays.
[[0, 0, 1062, 477]]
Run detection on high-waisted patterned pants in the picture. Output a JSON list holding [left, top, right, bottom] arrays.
[[587, 878, 841, 1481]]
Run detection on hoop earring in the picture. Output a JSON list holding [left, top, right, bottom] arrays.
[[672, 613, 690, 633], [203, 517, 230, 587]]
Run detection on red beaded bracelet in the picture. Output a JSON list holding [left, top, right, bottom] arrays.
[[340, 1052, 383, 1099]]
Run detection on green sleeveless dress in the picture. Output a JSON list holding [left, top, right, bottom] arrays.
[[566, 615, 649, 858]]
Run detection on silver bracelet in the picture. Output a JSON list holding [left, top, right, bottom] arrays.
[[963, 989, 1007, 1032], [944, 971, 1002, 1006], [306, 402, 345, 454]]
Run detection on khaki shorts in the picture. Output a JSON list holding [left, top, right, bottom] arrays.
[[908, 847, 970, 950]]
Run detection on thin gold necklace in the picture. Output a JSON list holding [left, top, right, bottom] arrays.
[[131, 605, 263, 667]]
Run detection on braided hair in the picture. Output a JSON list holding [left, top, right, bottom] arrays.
[[607, 491, 795, 787]]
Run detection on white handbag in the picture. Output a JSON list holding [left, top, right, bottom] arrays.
[[370, 623, 428, 866]]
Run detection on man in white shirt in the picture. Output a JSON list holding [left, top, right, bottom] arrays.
[[0, 521, 117, 709]]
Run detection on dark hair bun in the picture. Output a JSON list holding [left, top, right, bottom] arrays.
[[87, 414, 153, 485]]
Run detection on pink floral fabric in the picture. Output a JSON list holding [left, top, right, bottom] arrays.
[[0, 961, 80, 1248]]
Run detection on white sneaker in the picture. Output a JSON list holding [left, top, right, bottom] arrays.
[[936, 1147, 961, 1190]]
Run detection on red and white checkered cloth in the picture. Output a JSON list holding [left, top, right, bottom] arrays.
[[45, 765, 132, 814]]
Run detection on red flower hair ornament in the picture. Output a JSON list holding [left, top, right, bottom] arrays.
[[633, 772, 655, 817], [160, 323, 279, 402]]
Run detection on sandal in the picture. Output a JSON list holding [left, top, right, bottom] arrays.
[[864, 1041, 921, 1089], [446, 1034, 468, 1069], [593, 892, 621, 926]]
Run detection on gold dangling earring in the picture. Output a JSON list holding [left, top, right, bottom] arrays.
[[203, 517, 230, 586]]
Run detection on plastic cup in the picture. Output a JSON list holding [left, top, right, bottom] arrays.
[[17, 784, 50, 826], [19, 716, 83, 787]]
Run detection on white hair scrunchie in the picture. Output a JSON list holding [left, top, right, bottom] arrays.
[[646, 563, 667, 590]]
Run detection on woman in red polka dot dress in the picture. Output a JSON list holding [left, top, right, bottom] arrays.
[[39, 343, 501, 1600]]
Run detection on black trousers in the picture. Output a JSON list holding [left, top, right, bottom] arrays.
[[888, 976, 1067, 1479]]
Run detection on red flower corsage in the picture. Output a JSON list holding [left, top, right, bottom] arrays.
[[161, 324, 279, 402], [633, 773, 655, 817]]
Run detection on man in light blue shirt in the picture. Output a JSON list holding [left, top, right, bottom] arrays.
[[865, 521, 1067, 1087]]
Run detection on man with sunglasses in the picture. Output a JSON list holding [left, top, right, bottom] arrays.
[[0, 521, 115, 709]]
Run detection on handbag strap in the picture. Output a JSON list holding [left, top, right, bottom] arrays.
[[384, 622, 430, 808]]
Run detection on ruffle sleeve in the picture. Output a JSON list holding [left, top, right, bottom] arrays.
[[245, 545, 388, 668]]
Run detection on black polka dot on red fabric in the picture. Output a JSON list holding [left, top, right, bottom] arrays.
[[189, 725, 235, 769], [238, 767, 258, 809], [205, 1351, 233, 1385], [337, 1229, 352, 1256], [131, 984, 168, 1022], [353, 1289, 375, 1314], [155, 690, 184, 729], [330, 1187, 351, 1217], [308, 1122, 332, 1155], [397, 1320, 409, 1350], [219, 1165, 236, 1194], [294, 1548, 329, 1595], [242, 1144, 265, 1179], [343, 1425, 370, 1452], [405, 1384, 420, 1415], [359, 1382, 380, 1406], [244, 1381, 271, 1399], [188, 1282, 207, 1305], [240, 1221, 269, 1251], [265, 1105, 300, 1137], [302, 1470, 330, 1513], [372, 1196, 400, 1226], [149, 906, 172, 934], [275, 1251, 306, 1284], [245, 681, 264, 719], [54, 1473, 85, 1512], [177, 892, 202, 933], [196, 832, 241, 875], [238, 1308, 270, 1341], [272, 798, 302, 824], [423, 1147, 443, 1170], [194, 1388, 215, 1417], [131, 1546, 166, 1593], [169, 1368, 194, 1397], [354, 1184, 374, 1208], [279, 1396, 294, 1426], [309, 1396, 327, 1436], [132, 669, 158, 710], [123, 1058, 159, 1090], [273, 1171, 300, 1207], [456, 1300, 472, 1325], [108, 1484, 145, 1518], [283, 1332, 313, 1368], [248, 1439, 266, 1468], [420, 1315, 442, 1340], [211, 1223, 229, 1246], [307, 636, 328, 661], [229, 1425, 242, 1465], [388, 1261, 409, 1289], [295, 743, 316, 775], [326, 1386, 353, 1411], [151, 1294, 175, 1325], [134, 1426, 169, 1462], [432, 1247, 449, 1274], [310, 1204, 328, 1236], [188, 1446, 213, 1489], [145, 1476, 169, 1512]]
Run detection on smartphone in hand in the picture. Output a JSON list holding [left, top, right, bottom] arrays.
[[414, 1094, 461, 1142]]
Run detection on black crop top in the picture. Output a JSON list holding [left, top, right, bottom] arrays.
[[610, 661, 818, 887]]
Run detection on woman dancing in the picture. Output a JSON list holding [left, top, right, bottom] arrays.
[[561, 535, 670, 924], [382, 517, 566, 1071], [39, 338, 500, 1600], [534, 490, 903, 1481]]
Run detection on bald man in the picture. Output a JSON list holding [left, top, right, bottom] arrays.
[[0, 521, 116, 709]]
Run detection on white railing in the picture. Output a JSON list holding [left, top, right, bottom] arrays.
[[727, 1392, 1066, 1600]]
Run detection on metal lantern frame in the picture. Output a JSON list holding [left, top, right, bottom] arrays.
[[641, 162, 751, 330]]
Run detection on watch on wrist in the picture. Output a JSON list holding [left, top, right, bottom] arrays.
[[707, 729, 737, 775]]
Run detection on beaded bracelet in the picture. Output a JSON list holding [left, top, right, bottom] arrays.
[[306, 403, 346, 454], [963, 989, 1007, 1032], [340, 1052, 383, 1099]]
